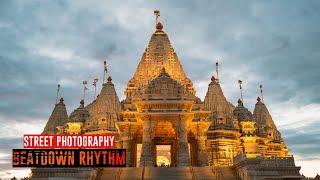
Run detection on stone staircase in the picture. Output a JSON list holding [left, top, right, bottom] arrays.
[[144, 167, 193, 180], [96, 167, 143, 180], [192, 167, 240, 180], [218, 167, 240, 180], [96, 166, 240, 180]]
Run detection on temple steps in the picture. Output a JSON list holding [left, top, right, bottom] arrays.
[[96, 167, 240, 180], [192, 167, 218, 180], [217, 167, 240, 180], [144, 167, 193, 180], [192, 167, 240, 180], [96, 167, 143, 180]]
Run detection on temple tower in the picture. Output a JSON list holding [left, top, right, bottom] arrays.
[[234, 99, 260, 158], [204, 76, 241, 166], [85, 76, 122, 133], [43, 97, 68, 134], [253, 97, 289, 157]]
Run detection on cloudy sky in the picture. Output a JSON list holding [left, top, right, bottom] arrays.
[[0, 0, 320, 178]]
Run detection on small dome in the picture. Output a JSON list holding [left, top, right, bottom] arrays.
[[69, 100, 89, 123], [233, 100, 254, 122]]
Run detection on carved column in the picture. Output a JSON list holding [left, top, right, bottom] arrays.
[[176, 116, 191, 166], [140, 116, 154, 166], [196, 128, 208, 166], [120, 128, 133, 167]]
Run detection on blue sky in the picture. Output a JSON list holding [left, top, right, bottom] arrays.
[[0, 0, 320, 178]]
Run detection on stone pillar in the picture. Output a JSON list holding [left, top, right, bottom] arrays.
[[196, 132, 208, 166], [140, 116, 154, 167], [121, 132, 133, 167], [176, 117, 191, 166]]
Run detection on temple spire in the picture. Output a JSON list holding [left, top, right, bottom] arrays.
[[260, 84, 264, 102], [85, 73, 122, 132], [125, 12, 194, 97], [43, 97, 68, 134]]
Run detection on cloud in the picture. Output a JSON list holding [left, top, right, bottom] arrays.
[[0, 0, 320, 178]]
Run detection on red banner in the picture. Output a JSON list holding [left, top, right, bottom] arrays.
[[23, 134, 115, 149]]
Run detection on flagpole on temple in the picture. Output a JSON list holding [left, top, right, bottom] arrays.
[[103, 60, 108, 84], [216, 61, 219, 83], [82, 80, 88, 104], [103, 60, 106, 83], [93, 78, 98, 100], [260, 84, 264, 102], [154, 10, 160, 27], [56, 84, 60, 104], [238, 80, 243, 104]]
